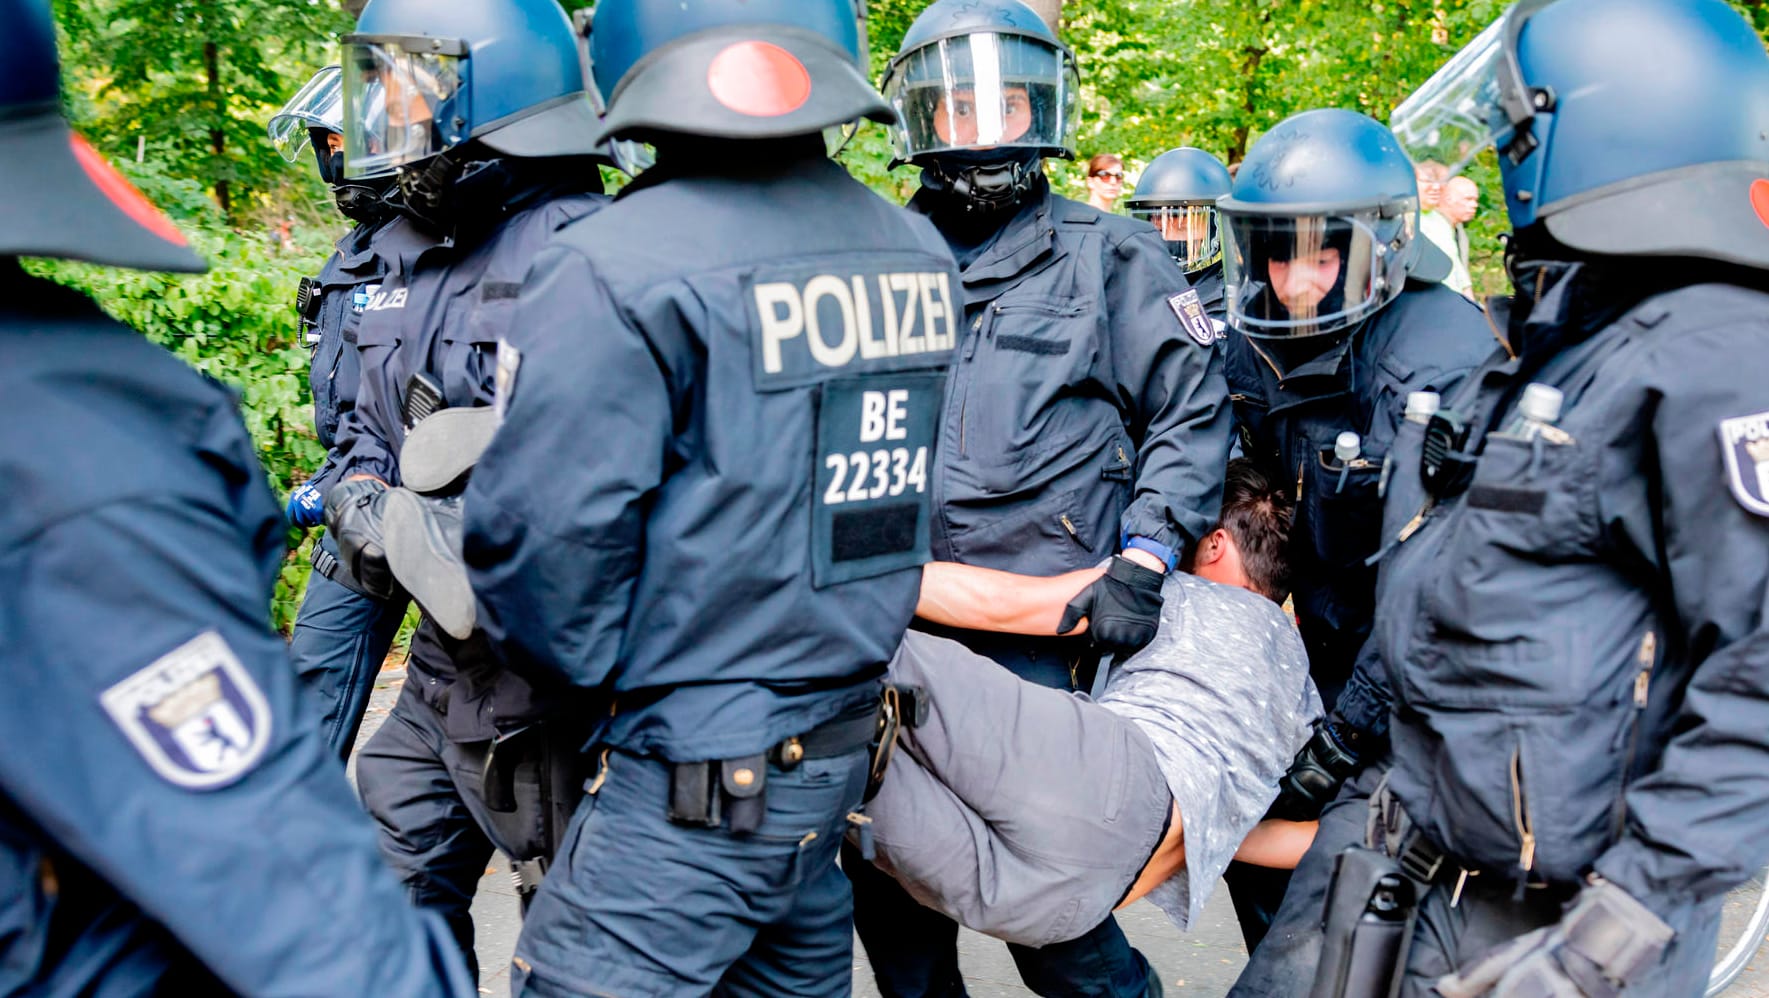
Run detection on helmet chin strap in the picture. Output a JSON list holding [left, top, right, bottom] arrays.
[[922, 151, 1043, 214]]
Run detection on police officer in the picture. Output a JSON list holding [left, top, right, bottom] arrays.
[[1212, 109, 1497, 972], [268, 65, 428, 761], [458, 1, 958, 993], [1124, 146, 1233, 322], [0, 2, 472, 992], [846, 3, 1233, 995], [324, 0, 612, 973], [1301, 2, 1769, 994]]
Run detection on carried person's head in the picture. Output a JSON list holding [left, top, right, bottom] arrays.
[[883, 0, 1079, 214], [1188, 459, 1294, 605], [1391, 0, 1769, 275], [1218, 110, 1440, 345]]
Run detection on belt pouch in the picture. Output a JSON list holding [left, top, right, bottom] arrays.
[[669, 761, 719, 827], [720, 754, 768, 835]]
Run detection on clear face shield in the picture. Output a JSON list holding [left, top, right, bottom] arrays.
[[1129, 203, 1222, 273], [1222, 209, 1414, 339], [881, 32, 1079, 161], [1390, 0, 1554, 178], [342, 35, 472, 179], [267, 65, 344, 163]]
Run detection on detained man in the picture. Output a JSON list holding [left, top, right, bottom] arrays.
[[862, 460, 1322, 949]]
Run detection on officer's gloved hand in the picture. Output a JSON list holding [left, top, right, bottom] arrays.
[[285, 482, 326, 528], [1268, 716, 1363, 822], [1436, 877, 1673, 998], [325, 477, 397, 600], [1058, 555, 1165, 656]]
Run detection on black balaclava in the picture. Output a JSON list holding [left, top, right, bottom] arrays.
[[310, 128, 397, 226], [396, 141, 604, 241], [918, 148, 1044, 216]]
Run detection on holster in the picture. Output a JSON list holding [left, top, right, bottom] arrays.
[[476, 720, 591, 908], [1311, 846, 1417, 998]]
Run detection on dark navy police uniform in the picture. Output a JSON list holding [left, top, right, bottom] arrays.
[[0, 268, 473, 996], [1366, 271, 1769, 994], [287, 213, 430, 760], [332, 182, 606, 972], [464, 149, 960, 997]]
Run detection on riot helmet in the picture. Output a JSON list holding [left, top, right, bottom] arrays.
[[883, 0, 1079, 211], [1218, 110, 1439, 341], [582, 0, 892, 145], [269, 66, 397, 224], [1391, 0, 1769, 270], [0, 0, 203, 272], [1125, 147, 1232, 275]]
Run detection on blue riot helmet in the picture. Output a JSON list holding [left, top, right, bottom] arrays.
[[582, 0, 891, 145], [269, 66, 397, 224], [1218, 110, 1446, 341], [341, 0, 608, 181], [1392, 0, 1769, 270], [1125, 147, 1232, 275], [0, 0, 203, 272]]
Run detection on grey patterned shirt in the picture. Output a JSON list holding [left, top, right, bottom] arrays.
[[1097, 573, 1320, 930]]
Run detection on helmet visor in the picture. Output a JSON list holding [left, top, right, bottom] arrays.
[[881, 32, 1078, 161], [1222, 209, 1412, 338], [1130, 203, 1222, 273], [342, 37, 471, 178], [268, 65, 344, 163], [1389, 18, 1508, 179]]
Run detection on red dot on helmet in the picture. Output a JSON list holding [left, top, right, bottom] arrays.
[[1752, 178, 1769, 230], [68, 133, 190, 247], [707, 41, 811, 118]]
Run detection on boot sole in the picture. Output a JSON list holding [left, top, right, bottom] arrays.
[[382, 487, 477, 640]]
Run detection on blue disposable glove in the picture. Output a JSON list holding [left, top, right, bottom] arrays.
[[286, 482, 326, 528]]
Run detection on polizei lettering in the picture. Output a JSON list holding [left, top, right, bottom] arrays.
[[750, 267, 958, 390]]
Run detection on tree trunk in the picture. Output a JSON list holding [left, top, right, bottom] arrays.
[[205, 40, 230, 219], [1023, 0, 1063, 34]]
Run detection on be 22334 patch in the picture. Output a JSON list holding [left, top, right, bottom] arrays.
[[99, 631, 272, 790], [1167, 289, 1220, 347], [1720, 410, 1769, 517]]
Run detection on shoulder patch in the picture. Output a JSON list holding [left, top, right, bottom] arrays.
[[1719, 410, 1769, 517], [1168, 289, 1218, 347], [100, 631, 272, 790]]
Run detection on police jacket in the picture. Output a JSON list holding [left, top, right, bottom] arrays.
[[303, 215, 432, 496], [465, 150, 960, 763], [0, 270, 470, 996], [330, 181, 607, 741], [1189, 261, 1226, 323], [1375, 266, 1769, 921], [1224, 281, 1493, 723], [910, 178, 1232, 578]]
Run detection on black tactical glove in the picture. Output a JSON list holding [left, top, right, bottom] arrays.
[[1435, 877, 1673, 998], [1058, 555, 1166, 656], [1268, 716, 1363, 822], [325, 477, 397, 600]]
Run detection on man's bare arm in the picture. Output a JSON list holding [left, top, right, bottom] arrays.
[[916, 562, 1105, 635]]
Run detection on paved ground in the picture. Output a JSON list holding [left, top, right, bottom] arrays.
[[352, 667, 1769, 997]]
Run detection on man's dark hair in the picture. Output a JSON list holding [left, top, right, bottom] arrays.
[[1206, 458, 1294, 603]]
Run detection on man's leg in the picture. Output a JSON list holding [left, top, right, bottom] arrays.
[[290, 533, 407, 760], [355, 681, 494, 980], [1222, 862, 1294, 950], [844, 841, 967, 998], [1227, 766, 1382, 997], [512, 747, 868, 997], [1009, 918, 1155, 998]]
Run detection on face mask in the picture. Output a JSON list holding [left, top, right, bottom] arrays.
[[921, 149, 1044, 215]]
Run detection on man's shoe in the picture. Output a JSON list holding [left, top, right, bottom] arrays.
[[381, 487, 476, 639], [399, 405, 502, 494]]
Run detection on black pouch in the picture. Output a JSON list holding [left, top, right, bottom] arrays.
[[1310, 847, 1417, 998], [668, 761, 720, 828], [402, 371, 447, 429], [720, 755, 768, 835]]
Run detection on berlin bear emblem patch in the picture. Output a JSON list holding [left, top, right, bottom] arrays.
[[100, 631, 272, 790], [1167, 289, 1219, 347], [1719, 410, 1769, 517]]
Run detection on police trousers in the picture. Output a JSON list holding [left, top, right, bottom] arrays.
[[289, 531, 406, 761], [511, 746, 870, 997]]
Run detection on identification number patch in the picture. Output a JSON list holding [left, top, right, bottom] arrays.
[[813, 374, 945, 587], [99, 631, 272, 790], [1719, 409, 1769, 517]]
